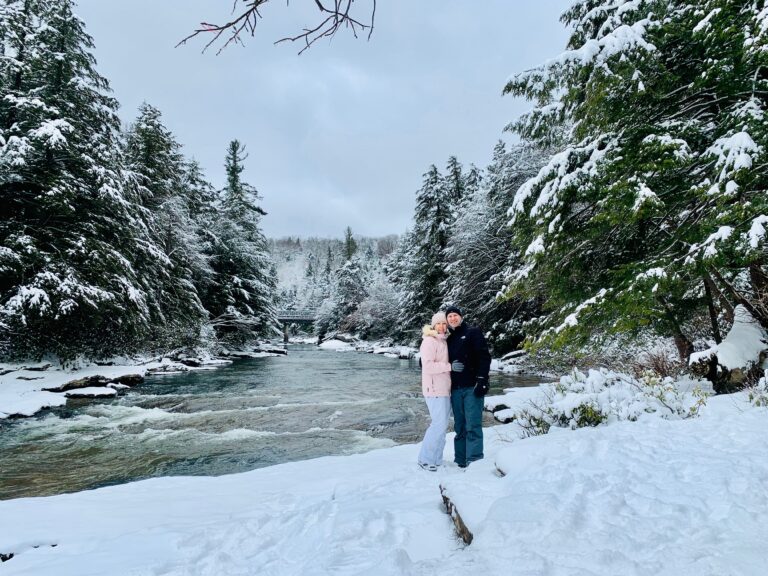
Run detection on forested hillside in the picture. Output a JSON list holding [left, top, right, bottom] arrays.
[[270, 148, 549, 353]]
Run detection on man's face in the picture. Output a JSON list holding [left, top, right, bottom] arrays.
[[447, 312, 462, 329]]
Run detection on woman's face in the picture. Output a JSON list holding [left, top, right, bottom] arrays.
[[434, 321, 447, 334]]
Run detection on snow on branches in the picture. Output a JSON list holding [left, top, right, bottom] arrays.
[[500, 0, 768, 359]]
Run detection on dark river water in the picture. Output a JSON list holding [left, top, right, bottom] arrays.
[[0, 345, 542, 499]]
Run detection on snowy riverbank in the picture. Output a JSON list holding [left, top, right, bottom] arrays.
[[315, 335, 545, 375], [1, 388, 766, 574], [0, 344, 287, 420]]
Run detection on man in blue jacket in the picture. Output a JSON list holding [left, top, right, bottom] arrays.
[[445, 305, 492, 468]]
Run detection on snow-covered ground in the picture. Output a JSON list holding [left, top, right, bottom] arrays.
[[1, 388, 766, 575]]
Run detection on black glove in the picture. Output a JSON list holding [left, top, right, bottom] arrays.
[[473, 377, 489, 397], [451, 360, 464, 373]]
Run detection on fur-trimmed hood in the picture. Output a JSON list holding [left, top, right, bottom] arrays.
[[423, 325, 448, 340]]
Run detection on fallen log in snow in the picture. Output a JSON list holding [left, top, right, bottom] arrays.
[[439, 484, 473, 545]]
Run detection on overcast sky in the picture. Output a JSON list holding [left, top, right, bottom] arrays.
[[75, 0, 573, 239]]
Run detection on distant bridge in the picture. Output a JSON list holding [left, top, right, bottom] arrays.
[[277, 309, 316, 323]]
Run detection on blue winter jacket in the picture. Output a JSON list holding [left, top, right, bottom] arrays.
[[446, 322, 491, 390]]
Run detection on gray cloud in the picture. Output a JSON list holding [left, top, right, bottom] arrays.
[[75, 0, 573, 237]]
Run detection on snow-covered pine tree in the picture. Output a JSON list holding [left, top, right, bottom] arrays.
[[503, 0, 768, 360], [0, 0, 158, 359], [181, 158, 218, 303], [324, 245, 333, 278], [313, 253, 379, 339], [285, 240, 334, 312], [123, 103, 208, 349], [305, 253, 316, 279], [350, 265, 400, 339], [343, 226, 358, 261], [442, 156, 466, 209], [182, 159, 218, 223], [333, 257, 368, 332], [206, 140, 277, 344], [443, 141, 546, 352], [393, 164, 455, 334], [463, 163, 482, 204]]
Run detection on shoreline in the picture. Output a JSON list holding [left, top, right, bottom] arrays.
[[0, 343, 288, 421]]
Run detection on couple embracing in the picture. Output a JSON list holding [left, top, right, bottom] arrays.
[[417, 305, 492, 472]]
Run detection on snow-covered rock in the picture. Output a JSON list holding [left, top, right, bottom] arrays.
[[288, 336, 318, 345], [63, 387, 118, 398], [0, 382, 67, 419], [318, 339, 355, 351], [690, 305, 768, 392], [371, 345, 416, 359], [0, 357, 233, 420]]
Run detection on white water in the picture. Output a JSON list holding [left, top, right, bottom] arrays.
[[0, 345, 542, 499]]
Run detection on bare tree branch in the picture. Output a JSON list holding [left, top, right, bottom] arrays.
[[176, 0, 376, 55]]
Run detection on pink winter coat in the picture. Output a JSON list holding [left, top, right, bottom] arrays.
[[420, 326, 452, 397]]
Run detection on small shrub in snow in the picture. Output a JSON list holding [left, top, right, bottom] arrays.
[[748, 370, 768, 407], [632, 346, 685, 379], [514, 368, 707, 436], [514, 406, 552, 438]]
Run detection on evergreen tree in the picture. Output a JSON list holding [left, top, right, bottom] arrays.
[[463, 163, 482, 206], [123, 103, 207, 348], [206, 140, 277, 343], [181, 158, 218, 303], [305, 253, 316, 279], [443, 156, 466, 209], [182, 159, 218, 222], [352, 267, 400, 339], [0, 0, 159, 359], [324, 245, 333, 277], [267, 234, 400, 340], [503, 0, 768, 360], [335, 257, 368, 331], [343, 226, 358, 261], [443, 142, 546, 352], [393, 164, 454, 334], [314, 257, 368, 337]]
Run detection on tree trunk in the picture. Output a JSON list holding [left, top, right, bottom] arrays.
[[658, 295, 694, 362], [710, 266, 768, 331], [749, 262, 768, 324], [672, 333, 694, 363], [702, 275, 722, 344], [703, 270, 734, 324]]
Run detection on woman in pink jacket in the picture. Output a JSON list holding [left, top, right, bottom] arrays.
[[417, 311, 452, 471]]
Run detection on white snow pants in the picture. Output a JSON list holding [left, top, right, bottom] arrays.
[[417, 396, 451, 466]]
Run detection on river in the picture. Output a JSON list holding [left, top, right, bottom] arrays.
[[0, 345, 543, 499]]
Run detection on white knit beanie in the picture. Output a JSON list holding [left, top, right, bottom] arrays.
[[431, 311, 447, 328]]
